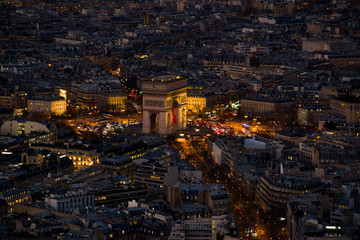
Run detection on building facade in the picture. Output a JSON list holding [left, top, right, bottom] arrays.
[[187, 89, 206, 114], [330, 98, 360, 123], [45, 189, 94, 214], [101, 156, 135, 180], [32, 144, 100, 171], [27, 97, 66, 115], [92, 184, 148, 208], [240, 96, 295, 121], [184, 218, 213, 240], [97, 91, 127, 113], [142, 75, 188, 134], [77, 84, 98, 108], [257, 172, 322, 212], [0, 119, 57, 138], [135, 159, 178, 188]]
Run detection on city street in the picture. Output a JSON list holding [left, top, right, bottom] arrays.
[[170, 133, 287, 240]]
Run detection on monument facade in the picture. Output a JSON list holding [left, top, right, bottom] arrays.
[[142, 75, 188, 134]]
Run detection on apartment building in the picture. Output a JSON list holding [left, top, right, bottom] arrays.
[[27, 97, 66, 115], [45, 188, 94, 214], [330, 97, 360, 123], [97, 91, 127, 113], [240, 95, 295, 121], [257, 172, 322, 212]]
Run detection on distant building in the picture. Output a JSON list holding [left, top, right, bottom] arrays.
[[286, 193, 322, 240], [97, 91, 127, 113], [77, 84, 98, 108], [0, 92, 13, 110], [257, 172, 322, 212], [286, 192, 351, 240], [179, 165, 202, 182], [101, 156, 135, 180], [209, 136, 272, 177], [330, 97, 360, 123], [187, 89, 206, 114], [0, 91, 27, 111], [91, 183, 148, 208], [167, 184, 231, 215], [329, 55, 360, 66], [0, 120, 57, 145], [184, 218, 213, 240], [169, 215, 238, 240], [27, 96, 66, 115], [168, 222, 185, 240], [302, 39, 357, 53], [210, 136, 244, 177], [21, 148, 50, 165], [45, 188, 94, 214], [0, 189, 31, 209], [240, 95, 295, 121], [68, 165, 106, 184], [298, 105, 332, 126], [223, 64, 252, 79], [32, 143, 100, 171], [299, 143, 357, 168], [135, 158, 178, 188], [13, 91, 27, 110], [0, 153, 73, 188]]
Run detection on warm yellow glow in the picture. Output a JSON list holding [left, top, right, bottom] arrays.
[[59, 89, 67, 100]]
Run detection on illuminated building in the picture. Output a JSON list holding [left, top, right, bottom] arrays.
[[59, 89, 67, 101], [27, 96, 66, 115], [142, 75, 188, 134], [97, 91, 127, 113], [31, 144, 100, 171], [1, 189, 30, 209], [0, 119, 57, 139], [186, 89, 206, 114]]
